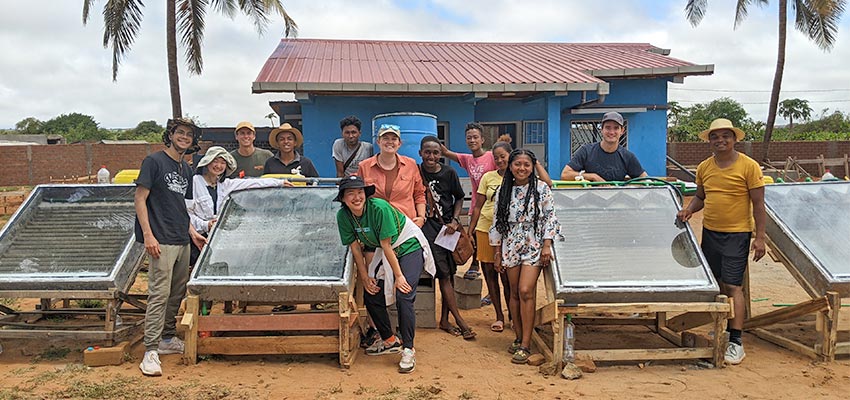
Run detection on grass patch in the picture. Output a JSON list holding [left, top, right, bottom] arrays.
[[34, 346, 72, 361], [458, 391, 477, 399], [73, 299, 105, 308]]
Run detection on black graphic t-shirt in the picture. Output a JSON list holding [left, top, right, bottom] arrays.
[[134, 150, 193, 245], [419, 164, 465, 242]]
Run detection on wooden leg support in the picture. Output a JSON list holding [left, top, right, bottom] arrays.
[[181, 295, 199, 365], [712, 295, 730, 368]]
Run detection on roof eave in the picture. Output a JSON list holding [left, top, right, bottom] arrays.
[[588, 64, 715, 78], [252, 81, 610, 95]]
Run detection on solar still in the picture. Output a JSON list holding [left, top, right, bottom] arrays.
[[189, 187, 350, 302], [550, 186, 718, 303], [764, 182, 850, 295], [0, 185, 143, 291]]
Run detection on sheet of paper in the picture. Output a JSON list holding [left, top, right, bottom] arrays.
[[434, 225, 461, 251]]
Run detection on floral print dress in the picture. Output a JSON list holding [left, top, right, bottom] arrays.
[[488, 181, 560, 267]]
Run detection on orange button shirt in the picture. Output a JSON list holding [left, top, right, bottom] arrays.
[[357, 155, 425, 220]]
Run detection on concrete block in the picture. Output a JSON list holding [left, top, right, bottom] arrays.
[[452, 274, 482, 295], [388, 307, 436, 329], [83, 341, 128, 367], [415, 291, 435, 311], [456, 293, 481, 310]]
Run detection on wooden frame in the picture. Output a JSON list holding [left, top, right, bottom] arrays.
[[742, 236, 848, 361], [181, 272, 362, 368], [533, 271, 732, 369]]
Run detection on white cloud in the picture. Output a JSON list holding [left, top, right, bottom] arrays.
[[0, 0, 847, 129]]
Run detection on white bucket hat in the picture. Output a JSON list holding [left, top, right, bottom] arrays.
[[197, 146, 237, 177]]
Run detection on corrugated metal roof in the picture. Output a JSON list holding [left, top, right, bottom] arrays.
[[253, 39, 713, 94]]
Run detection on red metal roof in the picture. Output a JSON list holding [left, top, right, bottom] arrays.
[[253, 39, 712, 93]]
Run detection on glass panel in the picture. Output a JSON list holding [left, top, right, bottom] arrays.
[[552, 187, 711, 289], [0, 185, 136, 277], [195, 187, 347, 281], [765, 182, 850, 279]]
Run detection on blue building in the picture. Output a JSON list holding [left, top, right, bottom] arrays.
[[254, 39, 713, 178]]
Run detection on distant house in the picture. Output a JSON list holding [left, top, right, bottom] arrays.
[[253, 39, 713, 177]]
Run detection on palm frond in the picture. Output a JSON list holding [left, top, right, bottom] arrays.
[[102, 0, 145, 81], [177, 0, 208, 75], [795, 0, 846, 50], [277, 4, 298, 38], [685, 0, 708, 26], [82, 0, 96, 24], [210, 0, 237, 18], [237, 0, 271, 34], [734, 0, 769, 28]]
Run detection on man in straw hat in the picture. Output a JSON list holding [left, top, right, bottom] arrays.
[[135, 117, 207, 376], [560, 111, 647, 182], [677, 118, 766, 365], [263, 123, 319, 177], [229, 121, 273, 178]]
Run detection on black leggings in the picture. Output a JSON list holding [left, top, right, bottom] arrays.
[[364, 248, 424, 349]]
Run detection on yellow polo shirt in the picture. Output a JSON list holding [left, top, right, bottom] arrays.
[[696, 153, 764, 233]]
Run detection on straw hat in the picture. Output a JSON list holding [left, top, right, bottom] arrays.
[[269, 123, 303, 149], [699, 118, 746, 141], [197, 146, 236, 177]]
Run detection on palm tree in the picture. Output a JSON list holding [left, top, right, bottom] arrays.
[[83, 0, 297, 118], [685, 0, 845, 162]]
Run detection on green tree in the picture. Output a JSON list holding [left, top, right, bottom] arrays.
[[265, 112, 278, 127], [667, 98, 763, 141], [82, 0, 297, 118], [42, 113, 100, 142], [778, 98, 813, 128], [14, 117, 44, 134], [686, 0, 846, 161]]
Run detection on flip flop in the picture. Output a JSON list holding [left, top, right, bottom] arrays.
[[490, 320, 504, 332], [439, 325, 462, 336], [461, 327, 477, 340], [463, 269, 481, 280]]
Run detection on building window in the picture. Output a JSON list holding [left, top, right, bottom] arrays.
[[437, 122, 449, 147], [569, 119, 628, 156], [481, 122, 519, 150], [523, 121, 545, 145]]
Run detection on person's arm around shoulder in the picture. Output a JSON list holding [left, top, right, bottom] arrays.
[[440, 144, 460, 163]]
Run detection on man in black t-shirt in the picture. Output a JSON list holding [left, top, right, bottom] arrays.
[[419, 136, 476, 340], [135, 117, 206, 376], [560, 112, 647, 182]]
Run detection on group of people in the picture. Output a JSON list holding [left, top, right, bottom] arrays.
[[132, 111, 765, 377]]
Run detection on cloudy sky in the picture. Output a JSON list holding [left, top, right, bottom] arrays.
[[0, 0, 848, 129]]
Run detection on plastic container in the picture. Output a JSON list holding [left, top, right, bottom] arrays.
[[97, 165, 111, 184], [822, 169, 837, 181], [372, 112, 438, 163], [563, 314, 575, 363]]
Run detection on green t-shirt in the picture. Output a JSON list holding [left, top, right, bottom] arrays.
[[230, 148, 274, 178], [336, 198, 421, 257]]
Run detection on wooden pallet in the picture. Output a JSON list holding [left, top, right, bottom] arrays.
[[180, 274, 362, 368], [533, 272, 732, 369]]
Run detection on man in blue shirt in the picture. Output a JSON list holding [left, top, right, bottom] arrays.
[[560, 112, 647, 182]]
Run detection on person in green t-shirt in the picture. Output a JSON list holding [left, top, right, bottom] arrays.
[[335, 176, 423, 374]]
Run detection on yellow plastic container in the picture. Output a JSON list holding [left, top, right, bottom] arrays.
[[261, 173, 307, 186], [112, 169, 140, 184], [762, 176, 775, 185]]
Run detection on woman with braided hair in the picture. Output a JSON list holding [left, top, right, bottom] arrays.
[[489, 148, 560, 364]]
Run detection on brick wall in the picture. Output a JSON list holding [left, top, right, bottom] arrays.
[[0, 143, 213, 186], [668, 141, 850, 177]]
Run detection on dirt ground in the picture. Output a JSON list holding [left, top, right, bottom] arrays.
[[1, 200, 849, 400]]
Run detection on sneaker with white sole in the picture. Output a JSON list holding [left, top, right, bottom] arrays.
[[398, 348, 415, 373], [158, 336, 185, 355], [725, 342, 746, 365], [139, 350, 162, 376], [366, 336, 402, 356]]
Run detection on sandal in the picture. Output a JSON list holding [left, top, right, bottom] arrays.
[[440, 325, 462, 336], [507, 339, 522, 354], [463, 269, 481, 280], [511, 346, 531, 364], [490, 320, 504, 333], [460, 327, 477, 340]]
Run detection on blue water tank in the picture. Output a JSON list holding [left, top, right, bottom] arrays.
[[372, 112, 438, 163]]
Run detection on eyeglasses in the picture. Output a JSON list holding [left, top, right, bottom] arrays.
[[172, 129, 194, 138], [379, 124, 401, 132]]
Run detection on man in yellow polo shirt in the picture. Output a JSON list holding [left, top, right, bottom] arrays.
[[677, 118, 766, 365]]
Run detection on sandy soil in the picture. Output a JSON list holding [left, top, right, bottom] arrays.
[[1, 200, 849, 400]]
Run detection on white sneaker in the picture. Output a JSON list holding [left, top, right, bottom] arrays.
[[157, 336, 185, 355], [725, 342, 746, 365], [139, 350, 162, 376], [398, 348, 415, 374]]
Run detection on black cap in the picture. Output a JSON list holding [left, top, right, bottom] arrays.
[[334, 175, 376, 202]]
